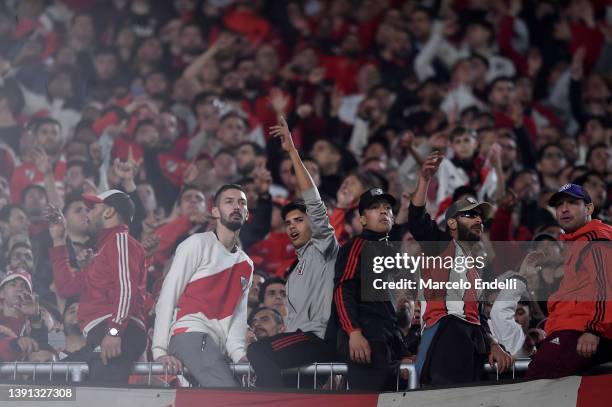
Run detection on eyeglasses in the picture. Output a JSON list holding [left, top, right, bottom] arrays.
[[457, 210, 482, 219]]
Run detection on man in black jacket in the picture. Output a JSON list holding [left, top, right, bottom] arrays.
[[333, 187, 408, 391]]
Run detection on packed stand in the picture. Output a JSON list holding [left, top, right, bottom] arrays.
[[0, 0, 610, 390]]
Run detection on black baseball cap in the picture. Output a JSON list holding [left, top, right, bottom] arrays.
[[548, 183, 592, 207], [82, 189, 135, 224], [445, 196, 493, 224], [358, 188, 396, 214]]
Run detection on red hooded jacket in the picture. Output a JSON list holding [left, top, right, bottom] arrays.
[[545, 220, 612, 339]]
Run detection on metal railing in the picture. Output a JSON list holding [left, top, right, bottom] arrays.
[[0, 359, 537, 390]]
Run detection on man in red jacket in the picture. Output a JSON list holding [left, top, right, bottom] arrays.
[[527, 183, 612, 379], [46, 189, 147, 384]]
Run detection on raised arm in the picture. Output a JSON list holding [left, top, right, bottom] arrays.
[[45, 205, 85, 298], [270, 116, 315, 193]]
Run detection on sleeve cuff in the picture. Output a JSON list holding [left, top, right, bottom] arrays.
[[107, 320, 128, 335]]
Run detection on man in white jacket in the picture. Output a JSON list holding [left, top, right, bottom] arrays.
[[152, 184, 253, 387]]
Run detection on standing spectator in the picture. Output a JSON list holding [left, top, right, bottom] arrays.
[[527, 184, 612, 379], [152, 184, 253, 388], [333, 187, 407, 391], [247, 117, 338, 388], [407, 152, 511, 386], [46, 189, 147, 384]]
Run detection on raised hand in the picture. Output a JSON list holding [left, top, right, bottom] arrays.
[[419, 151, 443, 181], [32, 147, 51, 174], [269, 116, 295, 152], [252, 166, 272, 195], [268, 88, 289, 115], [44, 204, 67, 245]]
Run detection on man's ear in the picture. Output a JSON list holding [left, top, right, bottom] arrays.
[[211, 207, 220, 219], [446, 218, 457, 231], [279, 324, 286, 334], [103, 207, 115, 220], [360, 215, 367, 227], [244, 208, 249, 222], [586, 202, 595, 216]]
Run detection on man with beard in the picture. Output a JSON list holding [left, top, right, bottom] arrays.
[[247, 117, 338, 388], [58, 298, 87, 361], [10, 118, 66, 203], [248, 307, 285, 341], [62, 193, 95, 269], [46, 189, 147, 384], [153, 184, 253, 387], [407, 152, 511, 386]]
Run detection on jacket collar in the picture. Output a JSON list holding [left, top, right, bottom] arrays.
[[96, 225, 129, 247], [361, 228, 390, 241], [560, 219, 612, 241]]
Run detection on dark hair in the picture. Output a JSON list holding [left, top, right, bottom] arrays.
[[449, 126, 477, 141], [236, 141, 265, 157], [190, 91, 217, 114], [0, 203, 26, 222], [7, 241, 33, 262], [213, 184, 246, 207], [507, 168, 538, 189], [94, 45, 118, 58], [21, 184, 48, 204], [537, 142, 565, 161], [468, 19, 495, 44], [247, 306, 284, 327], [411, 5, 434, 20], [178, 186, 204, 203], [31, 117, 61, 133], [220, 111, 249, 128], [62, 192, 86, 215], [134, 118, 156, 135], [67, 159, 98, 179], [573, 171, 606, 187], [258, 277, 286, 304], [586, 142, 609, 164], [487, 76, 515, 96], [281, 201, 307, 220], [452, 185, 477, 202]]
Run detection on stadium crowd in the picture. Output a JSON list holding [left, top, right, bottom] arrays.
[[0, 0, 611, 390]]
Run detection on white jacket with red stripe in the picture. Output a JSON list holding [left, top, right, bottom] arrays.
[[152, 232, 253, 362]]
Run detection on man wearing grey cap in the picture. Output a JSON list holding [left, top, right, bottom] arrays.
[[407, 152, 511, 386], [45, 189, 147, 384]]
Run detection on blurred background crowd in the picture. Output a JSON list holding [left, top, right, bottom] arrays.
[[0, 0, 610, 382]]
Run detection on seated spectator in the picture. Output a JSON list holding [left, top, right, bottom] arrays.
[[58, 298, 87, 361], [0, 271, 47, 361], [527, 184, 612, 380], [248, 307, 286, 341]]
